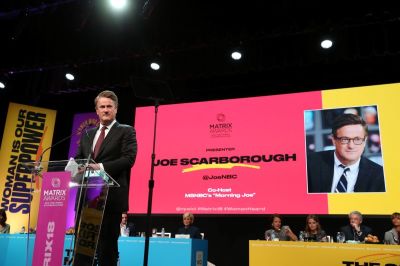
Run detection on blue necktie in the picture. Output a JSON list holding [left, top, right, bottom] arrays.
[[335, 165, 349, 193]]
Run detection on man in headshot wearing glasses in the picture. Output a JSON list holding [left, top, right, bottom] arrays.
[[307, 113, 385, 193]]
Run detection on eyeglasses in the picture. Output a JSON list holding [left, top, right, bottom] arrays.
[[334, 136, 366, 145]]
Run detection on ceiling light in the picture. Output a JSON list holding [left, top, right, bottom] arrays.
[[65, 73, 75, 81], [0, 81, 5, 89], [109, 0, 128, 10], [231, 51, 242, 60], [321, 39, 333, 49], [150, 62, 160, 71]]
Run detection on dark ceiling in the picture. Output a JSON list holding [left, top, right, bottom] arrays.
[[1, 0, 400, 158], [1, 0, 400, 102]]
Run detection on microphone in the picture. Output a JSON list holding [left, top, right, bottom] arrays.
[[35, 126, 91, 173], [84, 127, 93, 165]]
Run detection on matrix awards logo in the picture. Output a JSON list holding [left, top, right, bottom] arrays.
[[51, 177, 61, 188], [209, 113, 232, 138], [216, 113, 225, 122]]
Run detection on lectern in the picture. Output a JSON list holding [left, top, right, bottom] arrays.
[[22, 159, 118, 266]]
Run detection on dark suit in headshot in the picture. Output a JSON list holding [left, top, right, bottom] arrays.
[[307, 150, 385, 193], [75, 90, 137, 266], [307, 113, 385, 193]]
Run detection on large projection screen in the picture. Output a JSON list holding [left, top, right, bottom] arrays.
[[129, 83, 400, 215]]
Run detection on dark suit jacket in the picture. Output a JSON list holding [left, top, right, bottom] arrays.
[[127, 222, 135, 236], [75, 121, 137, 212], [307, 150, 385, 193], [120, 222, 135, 236], [177, 226, 202, 239], [340, 224, 372, 242]]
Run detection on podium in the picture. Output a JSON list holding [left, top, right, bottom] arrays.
[[22, 159, 118, 266]]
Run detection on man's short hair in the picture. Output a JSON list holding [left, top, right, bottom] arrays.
[[391, 212, 400, 220], [95, 90, 119, 108], [332, 113, 368, 137], [349, 210, 363, 222]]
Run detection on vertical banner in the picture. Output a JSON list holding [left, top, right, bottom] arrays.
[[0, 103, 56, 233], [66, 112, 98, 230], [67, 113, 99, 159], [33, 171, 70, 266]]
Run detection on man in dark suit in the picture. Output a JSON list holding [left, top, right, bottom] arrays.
[[307, 113, 385, 193], [340, 211, 372, 242], [75, 90, 137, 266], [120, 212, 135, 237]]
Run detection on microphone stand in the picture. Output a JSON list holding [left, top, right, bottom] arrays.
[[143, 99, 160, 266], [69, 128, 94, 265]]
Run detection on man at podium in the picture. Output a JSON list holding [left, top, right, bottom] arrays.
[[75, 90, 137, 266]]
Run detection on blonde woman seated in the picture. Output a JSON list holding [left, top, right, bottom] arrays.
[[176, 212, 202, 239], [265, 214, 297, 241], [303, 214, 327, 242]]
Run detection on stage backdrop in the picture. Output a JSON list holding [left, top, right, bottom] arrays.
[[130, 83, 400, 215], [0, 103, 56, 233]]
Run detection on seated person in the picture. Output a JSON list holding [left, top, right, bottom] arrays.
[[120, 212, 135, 237], [304, 214, 327, 242], [66, 227, 75, 235], [384, 212, 400, 244], [265, 214, 297, 241], [340, 211, 372, 242], [0, 209, 10, 234], [176, 212, 202, 239]]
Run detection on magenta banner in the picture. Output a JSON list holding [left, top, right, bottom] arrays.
[[130, 92, 327, 214], [32, 171, 70, 266]]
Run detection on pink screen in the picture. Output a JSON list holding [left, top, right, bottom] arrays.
[[129, 91, 328, 214]]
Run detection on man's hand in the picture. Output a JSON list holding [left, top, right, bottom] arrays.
[[351, 222, 361, 232], [284, 226, 298, 241], [88, 163, 101, 170]]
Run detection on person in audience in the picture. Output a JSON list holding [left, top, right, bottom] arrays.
[[0, 209, 10, 234], [383, 212, 400, 244], [120, 212, 135, 237], [176, 212, 202, 239], [340, 210, 372, 242], [304, 214, 327, 242], [265, 214, 298, 241]]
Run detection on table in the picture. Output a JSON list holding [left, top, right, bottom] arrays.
[[0, 234, 207, 266], [249, 240, 400, 266]]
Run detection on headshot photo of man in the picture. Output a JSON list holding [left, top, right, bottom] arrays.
[[307, 111, 385, 193]]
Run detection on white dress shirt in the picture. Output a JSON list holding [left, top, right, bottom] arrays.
[[331, 152, 360, 193]]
